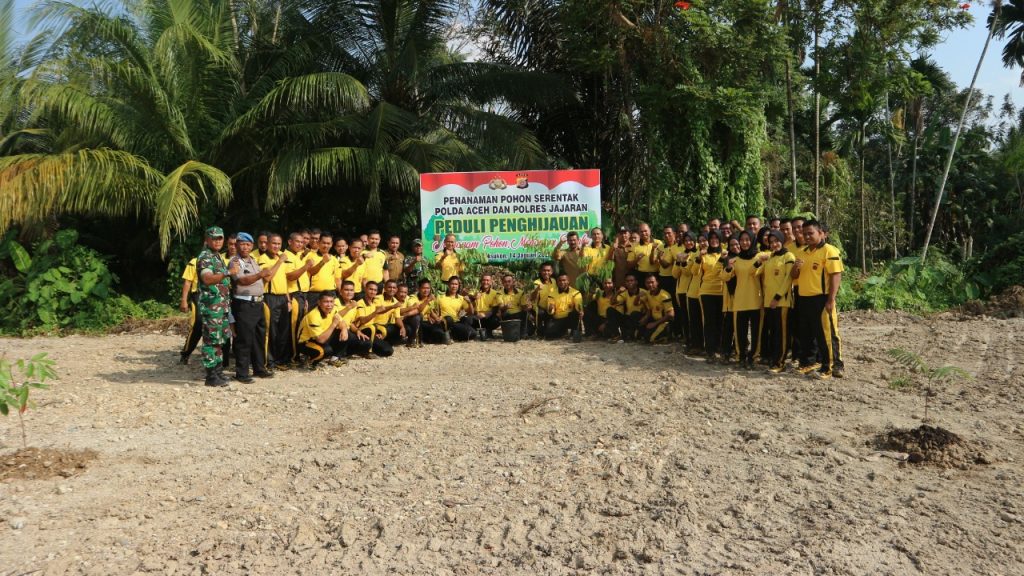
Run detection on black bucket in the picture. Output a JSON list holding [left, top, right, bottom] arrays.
[[501, 319, 522, 342]]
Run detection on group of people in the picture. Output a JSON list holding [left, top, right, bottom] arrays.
[[178, 214, 844, 387]]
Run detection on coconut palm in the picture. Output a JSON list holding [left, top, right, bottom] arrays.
[[990, 0, 1024, 84]]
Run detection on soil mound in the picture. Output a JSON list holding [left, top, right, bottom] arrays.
[[875, 425, 988, 469], [1, 447, 97, 481], [962, 285, 1024, 318]]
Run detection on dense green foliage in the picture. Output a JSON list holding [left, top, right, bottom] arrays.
[[837, 252, 979, 312], [0, 0, 1023, 323], [0, 230, 171, 335]]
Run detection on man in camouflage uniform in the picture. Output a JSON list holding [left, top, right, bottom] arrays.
[[197, 226, 233, 387]]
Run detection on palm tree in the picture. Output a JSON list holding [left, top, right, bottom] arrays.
[[990, 0, 1024, 84]]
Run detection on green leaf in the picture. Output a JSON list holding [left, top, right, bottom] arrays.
[[9, 240, 31, 272], [0, 402, 8, 416]]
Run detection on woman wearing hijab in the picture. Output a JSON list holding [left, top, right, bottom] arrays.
[[723, 231, 764, 369], [755, 230, 796, 372], [697, 231, 725, 362], [719, 235, 742, 364]]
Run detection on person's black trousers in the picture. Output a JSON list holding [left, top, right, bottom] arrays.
[[444, 316, 475, 341], [181, 292, 201, 359], [733, 309, 761, 363], [232, 298, 266, 377], [687, 297, 703, 352], [700, 295, 723, 356], [544, 311, 580, 340], [762, 306, 788, 368], [264, 294, 290, 369]]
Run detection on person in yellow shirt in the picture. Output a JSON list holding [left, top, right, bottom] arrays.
[[178, 255, 202, 364], [673, 232, 697, 348], [544, 273, 583, 340], [722, 231, 763, 369], [582, 227, 611, 276], [255, 231, 269, 259], [334, 280, 371, 357], [361, 229, 388, 290], [306, 231, 341, 309], [628, 222, 663, 281], [282, 232, 314, 363], [698, 231, 725, 361], [373, 280, 407, 345], [339, 239, 367, 299], [433, 234, 465, 282], [584, 278, 616, 339], [496, 274, 527, 341], [654, 226, 680, 293], [719, 234, 741, 364], [526, 262, 555, 337], [297, 292, 348, 368], [435, 276, 475, 341], [606, 273, 646, 342], [792, 220, 844, 378], [684, 234, 706, 355], [258, 233, 292, 371], [398, 281, 430, 346], [755, 230, 796, 372], [469, 274, 501, 340], [356, 280, 401, 357], [639, 275, 674, 343]]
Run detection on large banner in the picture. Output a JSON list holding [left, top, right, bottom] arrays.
[[420, 169, 601, 261]]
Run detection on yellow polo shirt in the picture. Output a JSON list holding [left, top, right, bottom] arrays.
[[283, 249, 310, 293], [339, 256, 365, 290], [181, 258, 198, 293], [548, 287, 582, 319], [309, 253, 340, 292], [498, 289, 525, 314], [434, 252, 464, 281], [644, 289, 674, 320], [361, 249, 387, 284], [797, 243, 843, 297], [628, 240, 663, 274], [297, 308, 335, 344], [370, 296, 401, 326], [257, 253, 289, 295], [436, 294, 470, 318], [757, 251, 797, 307]]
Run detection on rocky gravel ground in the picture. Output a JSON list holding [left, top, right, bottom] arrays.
[[1, 310, 1022, 575]]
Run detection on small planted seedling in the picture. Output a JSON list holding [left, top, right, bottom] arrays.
[[887, 348, 971, 423], [0, 353, 56, 448]]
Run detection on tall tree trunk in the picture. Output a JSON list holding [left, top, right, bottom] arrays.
[[785, 57, 799, 207], [885, 93, 898, 259], [922, 1, 1001, 262], [859, 120, 867, 272], [813, 7, 821, 216], [908, 124, 921, 249]]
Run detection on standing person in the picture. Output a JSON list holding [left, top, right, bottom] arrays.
[[436, 276, 475, 341], [255, 232, 270, 258], [433, 234, 464, 282], [707, 217, 721, 231], [403, 239, 428, 290], [339, 239, 367, 298], [698, 231, 725, 362], [544, 273, 583, 340], [332, 237, 349, 260], [745, 215, 762, 238], [307, 231, 340, 309], [362, 230, 388, 290], [684, 235, 706, 355], [719, 235, 741, 364], [385, 235, 405, 286], [258, 233, 292, 372], [792, 220, 844, 378], [723, 231, 763, 369], [283, 232, 313, 363], [628, 222, 662, 281], [196, 226, 232, 387], [297, 292, 348, 368], [755, 230, 796, 372], [583, 227, 611, 276], [639, 274, 674, 343], [654, 226, 680, 296], [769, 217, 781, 231], [787, 216, 807, 365], [229, 232, 277, 382], [179, 254, 202, 364], [611, 227, 632, 288], [552, 231, 583, 285]]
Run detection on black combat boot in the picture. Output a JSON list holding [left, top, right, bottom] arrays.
[[205, 368, 228, 387]]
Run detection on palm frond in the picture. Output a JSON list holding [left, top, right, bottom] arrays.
[[0, 149, 162, 235], [154, 160, 233, 255], [887, 348, 926, 373]]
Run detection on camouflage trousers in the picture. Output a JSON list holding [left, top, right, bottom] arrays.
[[200, 309, 231, 369]]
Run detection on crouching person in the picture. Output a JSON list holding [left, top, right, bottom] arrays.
[[297, 291, 348, 368], [544, 273, 583, 340]]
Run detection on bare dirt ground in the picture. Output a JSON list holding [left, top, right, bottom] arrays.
[[1, 310, 1022, 575]]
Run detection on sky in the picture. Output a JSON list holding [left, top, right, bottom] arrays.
[[6, 0, 1019, 109]]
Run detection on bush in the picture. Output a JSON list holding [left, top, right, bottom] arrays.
[[970, 229, 1024, 295], [0, 229, 173, 335], [838, 251, 979, 313]]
